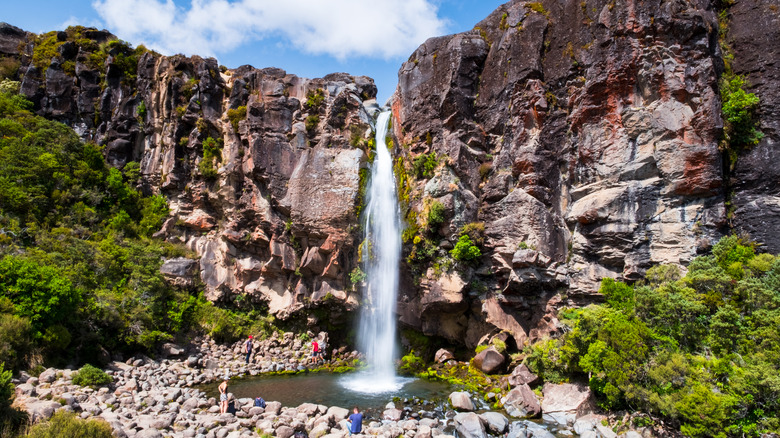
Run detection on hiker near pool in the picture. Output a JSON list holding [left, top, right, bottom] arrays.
[[244, 335, 253, 364], [218, 378, 229, 414], [347, 406, 363, 434]]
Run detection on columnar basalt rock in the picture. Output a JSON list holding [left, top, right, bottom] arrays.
[[392, 0, 730, 348]]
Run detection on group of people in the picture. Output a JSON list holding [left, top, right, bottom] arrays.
[[218, 377, 364, 434], [216, 335, 327, 416], [241, 335, 326, 365], [217, 335, 363, 433]]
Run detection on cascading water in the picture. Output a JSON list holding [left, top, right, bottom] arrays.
[[346, 110, 404, 393]]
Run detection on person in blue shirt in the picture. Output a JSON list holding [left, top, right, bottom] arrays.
[[346, 406, 363, 435]]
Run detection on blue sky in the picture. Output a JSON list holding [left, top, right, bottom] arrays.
[[4, 0, 506, 104]]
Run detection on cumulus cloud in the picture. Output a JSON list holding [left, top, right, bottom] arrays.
[[92, 0, 447, 60]]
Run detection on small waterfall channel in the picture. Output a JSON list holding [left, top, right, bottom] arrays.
[[347, 110, 404, 393]]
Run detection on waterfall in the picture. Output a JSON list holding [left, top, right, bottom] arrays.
[[350, 110, 403, 392]]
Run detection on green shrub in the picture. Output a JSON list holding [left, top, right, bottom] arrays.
[[0, 300, 33, 370], [198, 137, 223, 180], [491, 338, 507, 353], [227, 105, 246, 132], [412, 152, 438, 179], [450, 235, 481, 262], [460, 222, 485, 246], [721, 75, 763, 150], [399, 350, 425, 374], [27, 410, 113, 438], [427, 201, 446, 231], [0, 256, 82, 337], [136, 101, 146, 119], [305, 88, 325, 110], [72, 364, 112, 388], [349, 267, 366, 284], [305, 114, 320, 132], [1, 361, 28, 435], [599, 278, 635, 314]]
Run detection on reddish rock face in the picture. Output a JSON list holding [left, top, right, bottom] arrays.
[[393, 0, 728, 346], [3, 25, 378, 322]]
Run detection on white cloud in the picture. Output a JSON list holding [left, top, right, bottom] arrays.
[[92, 0, 447, 60]]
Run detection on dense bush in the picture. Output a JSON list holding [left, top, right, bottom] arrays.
[[524, 235, 780, 436], [26, 410, 114, 438], [450, 235, 481, 262], [0, 89, 206, 369], [426, 201, 446, 231], [412, 152, 438, 179], [198, 137, 223, 180], [0, 362, 27, 436], [227, 105, 246, 132], [721, 75, 763, 149], [72, 364, 112, 388]]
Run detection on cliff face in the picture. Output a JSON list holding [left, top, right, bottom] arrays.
[[727, 0, 780, 250], [392, 0, 729, 347], [1, 0, 777, 351], [0, 24, 378, 324]]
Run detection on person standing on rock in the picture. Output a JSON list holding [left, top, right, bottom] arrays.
[[346, 406, 363, 435], [218, 377, 229, 414], [310, 339, 319, 364], [244, 335, 253, 364]]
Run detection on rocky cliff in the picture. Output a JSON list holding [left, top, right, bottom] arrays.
[[390, 0, 774, 348], [0, 23, 379, 326], [1, 0, 777, 352]]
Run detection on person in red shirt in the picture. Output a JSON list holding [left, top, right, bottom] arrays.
[[310, 340, 319, 364]]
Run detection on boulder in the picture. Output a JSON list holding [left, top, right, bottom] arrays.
[[275, 425, 295, 438], [573, 414, 607, 435], [38, 368, 58, 384], [383, 408, 403, 421], [135, 430, 164, 438], [540, 383, 594, 426], [501, 384, 541, 418], [448, 391, 475, 411], [453, 412, 487, 438], [508, 364, 539, 387], [160, 342, 185, 357], [434, 348, 455, 363], [327, 406, 349, 421], [479, 412, 508, 434], [472, 346, 505, 374]]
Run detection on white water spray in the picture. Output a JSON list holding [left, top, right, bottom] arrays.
[[348, 110, 404, 393]]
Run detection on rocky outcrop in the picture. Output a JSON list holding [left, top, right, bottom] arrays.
[[0, 24, 378, 325], [392, 0, 730, 348], [727, 0, 780, 251]]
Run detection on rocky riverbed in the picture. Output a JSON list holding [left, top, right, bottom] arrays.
[[12, 333, 658, 438]]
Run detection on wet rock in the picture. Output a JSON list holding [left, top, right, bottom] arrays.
[[479, 412, 508, 434], [501, 384, 540, 418], [448, 391, 475, 411], [453, 412, 487, 438]]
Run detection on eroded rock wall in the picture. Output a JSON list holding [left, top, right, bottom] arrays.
[[727, 0, 780, 251], [0, 24, 378, 322], [392, 0, 729, 347]]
